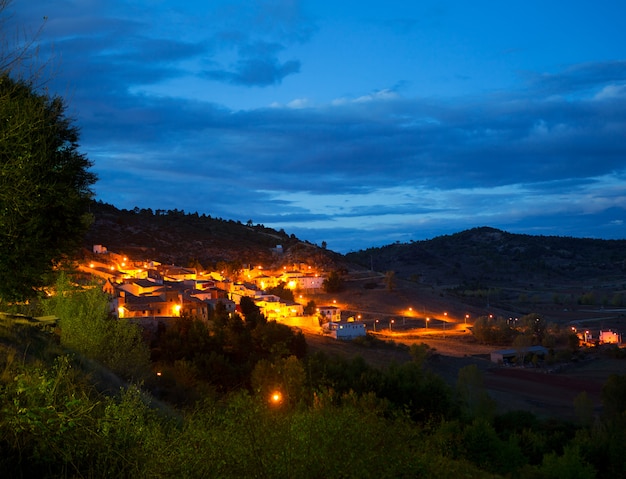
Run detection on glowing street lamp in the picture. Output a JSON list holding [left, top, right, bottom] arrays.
[[374, 319, 379, 332], [270, 390, 283, 405], [426, 318, 430, 329], [390, 319, 395, 331]]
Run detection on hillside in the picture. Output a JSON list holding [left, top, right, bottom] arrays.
[[83, 201, 341, 269], [345, 227, 626, 318], [347, 227, 626, 288]]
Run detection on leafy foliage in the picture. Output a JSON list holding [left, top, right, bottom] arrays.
[[322, 270, 344, 293], [0, 74, 96, 301], [43, 274, 151, 382], [471, 315, 517, 345], [266, 282, 295, 302], [151, 307, 306, 402]]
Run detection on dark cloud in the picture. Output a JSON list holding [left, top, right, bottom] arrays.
[[204, 57, 300, 86], [523, 61, 626, 96], [198, 0, 314, 87]]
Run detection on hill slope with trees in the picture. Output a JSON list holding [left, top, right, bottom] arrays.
[[84, 201, 340, 270], [347, 226, 626, 287], [346, 227, 626, 315]]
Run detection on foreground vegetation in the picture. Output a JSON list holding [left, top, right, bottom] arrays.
[[2, 278, 626, 478]]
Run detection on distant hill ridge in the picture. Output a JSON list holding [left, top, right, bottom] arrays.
[[346, 226, 626, 288]]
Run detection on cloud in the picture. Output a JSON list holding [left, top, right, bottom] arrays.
[[77, 59, 626, 246], [522, 60, 626, 97], [204, 56, 300, 86], [594, 83, 626, 100], [197, 0, 314, 87], [10, 1, 625, 252]]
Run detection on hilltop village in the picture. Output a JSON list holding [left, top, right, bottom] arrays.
[[80, 245, 365, 340]]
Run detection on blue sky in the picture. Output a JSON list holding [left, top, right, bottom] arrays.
[[10, 0, 626, 252]]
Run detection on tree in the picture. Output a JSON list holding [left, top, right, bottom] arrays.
[[322, 270, 344, 293], [456, 364, 496, 420], [267, 282, 295, 302], [44, 274, 150, 382], [0, 73, 96, 301], [601, 374, 626, 421], [239, 296, 266, 328], [303, 300, 316, 315], [383, 270, 396, 292]]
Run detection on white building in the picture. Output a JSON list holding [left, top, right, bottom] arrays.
[[317, 305, 341, 323], [323, 321, 366, 340], [280, 271, 325, 290]]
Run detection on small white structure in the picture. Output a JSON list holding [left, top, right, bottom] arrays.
[[93, 244, 108, 254], [323, 321, 366, 340]]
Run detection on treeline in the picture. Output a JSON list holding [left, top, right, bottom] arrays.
[[2, 280, 626, 477]]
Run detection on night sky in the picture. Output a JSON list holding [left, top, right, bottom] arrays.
[[10, 1, 626, 252]]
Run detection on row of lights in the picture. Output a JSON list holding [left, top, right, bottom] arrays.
[[369, 310, 474, 332]]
